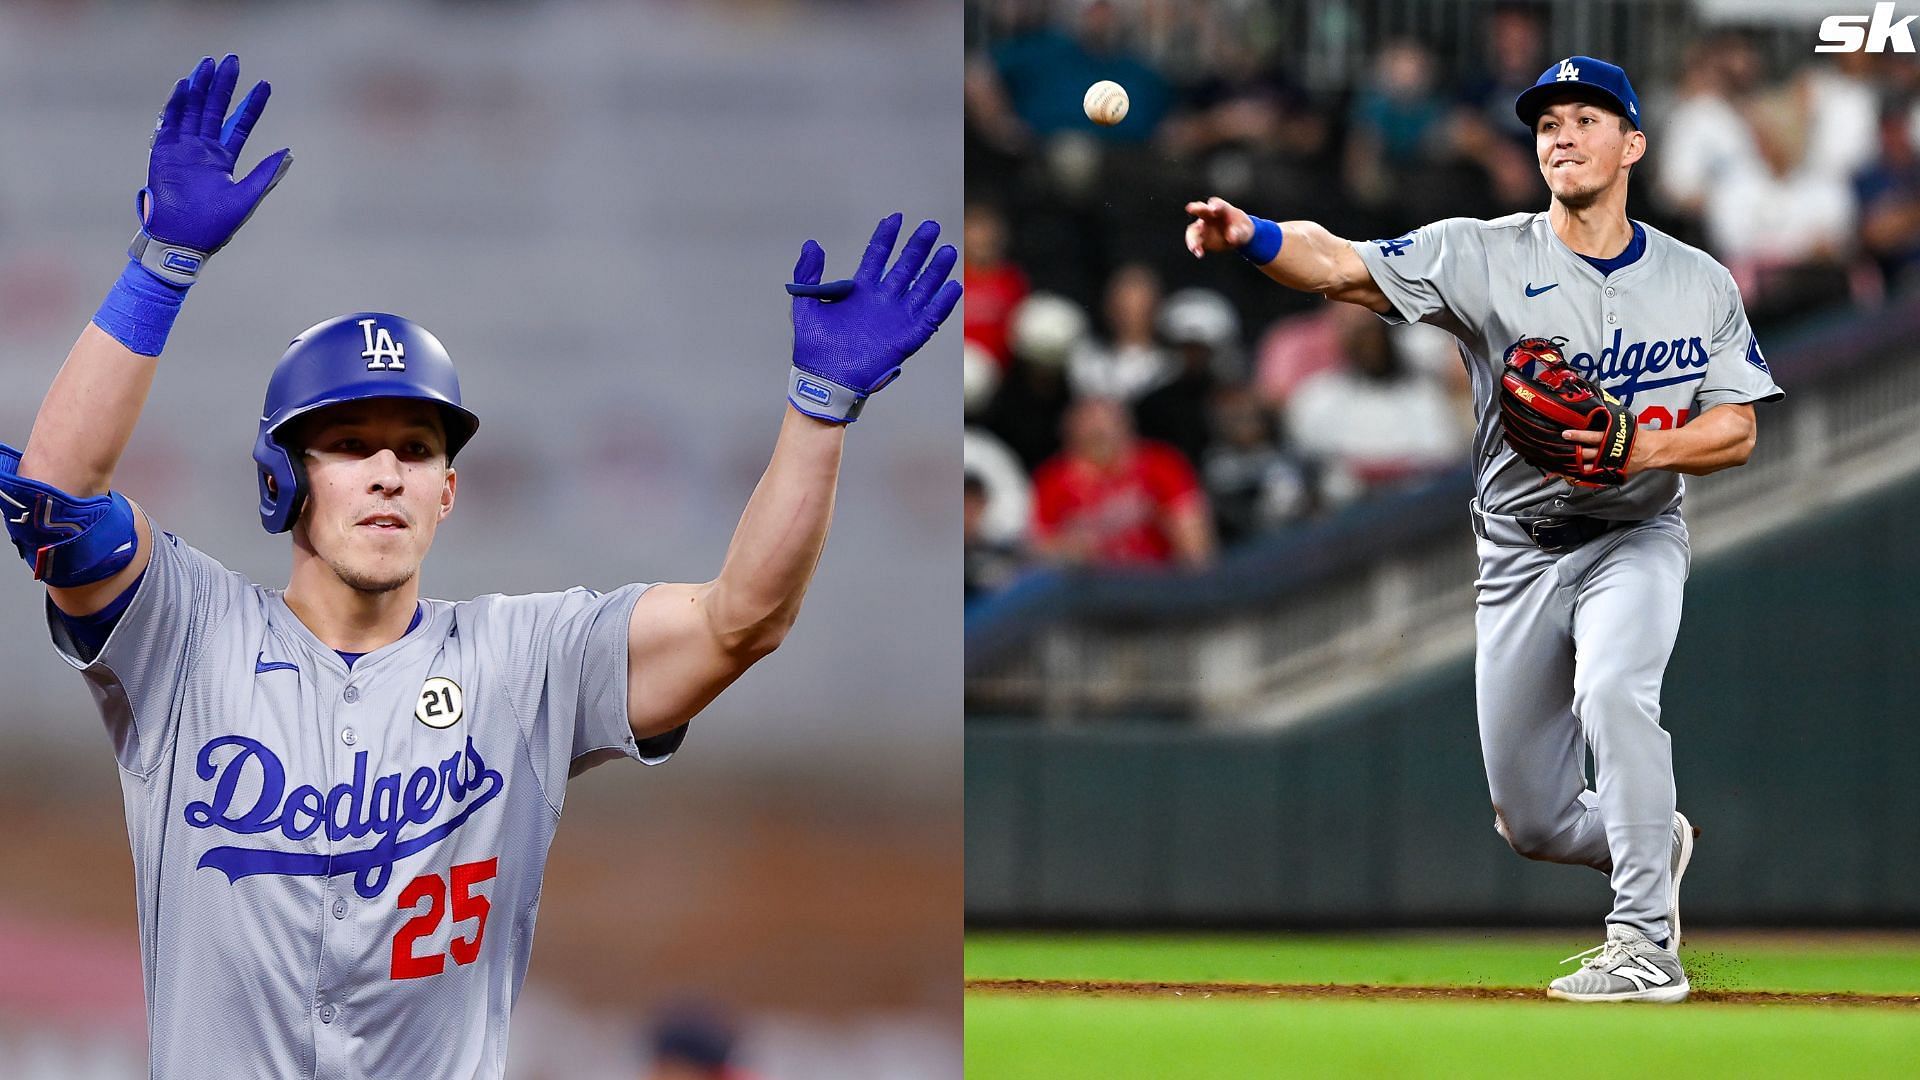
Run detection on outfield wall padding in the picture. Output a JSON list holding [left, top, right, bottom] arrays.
[[966, 471, 1920, 925]]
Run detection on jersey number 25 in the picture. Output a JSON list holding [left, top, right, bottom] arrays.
[[391, 857, 498, 980]]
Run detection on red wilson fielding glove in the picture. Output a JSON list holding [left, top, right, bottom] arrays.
[[1497, 336, 1637, 487]]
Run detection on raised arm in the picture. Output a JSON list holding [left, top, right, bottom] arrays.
[[622, 215, 962, 740], [1184, 196, 1393, 313], [4, 55, 289, 614]]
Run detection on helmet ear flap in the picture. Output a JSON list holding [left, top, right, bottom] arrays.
[[253, 432, 307, 534]]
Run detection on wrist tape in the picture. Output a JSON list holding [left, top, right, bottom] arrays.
[[1239, 216, 1284, 266], [92, 258, 189, 357]]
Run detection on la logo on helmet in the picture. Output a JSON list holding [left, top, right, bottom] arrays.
[[1555, 59, 1581, 81], [359, 318, 407, 371], [1818, 2, 1917, 52]]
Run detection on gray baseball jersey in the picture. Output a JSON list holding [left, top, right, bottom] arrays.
[[1350, 211, 1780, 945], [48, 521, 672, 1078], [1353, 212, 1783, 516]]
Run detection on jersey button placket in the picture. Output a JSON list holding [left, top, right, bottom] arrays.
[[313, 676, 354, 1055]]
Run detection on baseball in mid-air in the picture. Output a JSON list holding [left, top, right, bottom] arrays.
[[1083, 80, 1129, 126]]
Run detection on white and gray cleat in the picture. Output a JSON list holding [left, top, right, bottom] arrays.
[[1547, 924, 1690, 1003]]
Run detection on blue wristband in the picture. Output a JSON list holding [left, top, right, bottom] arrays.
[[1239, 216, 1284, 266], [91, 259, 188, 357]]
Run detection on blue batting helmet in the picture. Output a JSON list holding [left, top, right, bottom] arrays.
[[252, 312, 479, 533]]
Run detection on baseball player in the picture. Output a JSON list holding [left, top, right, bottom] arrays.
[[1185, 55, 1781, 1002], [0, 56, 959, 1076]]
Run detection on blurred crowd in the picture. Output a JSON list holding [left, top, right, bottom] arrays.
[[963, 0, 1920, 598]]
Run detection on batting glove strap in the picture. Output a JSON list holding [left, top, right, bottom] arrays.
[[787, 366, 874, 424], [127, 228, 213, 287]]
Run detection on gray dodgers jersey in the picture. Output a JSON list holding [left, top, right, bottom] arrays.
[[48, 522, 672, 1078], [1353, 213, 1784, 518]]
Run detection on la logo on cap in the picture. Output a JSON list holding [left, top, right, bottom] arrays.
[[1555, 58, 1581, 81]]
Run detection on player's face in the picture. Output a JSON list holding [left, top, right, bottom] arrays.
[[292, 399, 456, 595], [1534, 101, 1644, 208]]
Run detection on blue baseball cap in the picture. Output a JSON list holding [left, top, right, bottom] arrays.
[[1515, 56, 1641, 131]]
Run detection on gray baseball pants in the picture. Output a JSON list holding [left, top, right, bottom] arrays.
[[1471, 506, 1690, 942]]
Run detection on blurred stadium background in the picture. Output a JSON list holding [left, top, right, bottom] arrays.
[[0, 2, 959, 1077], [964, 0, 1920, 933]]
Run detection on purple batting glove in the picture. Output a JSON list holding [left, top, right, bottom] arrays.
[[785, 213, 962, 423], [130, 54, 292, 286]]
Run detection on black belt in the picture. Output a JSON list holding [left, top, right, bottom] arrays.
[[1471, 503, 1634, 555]]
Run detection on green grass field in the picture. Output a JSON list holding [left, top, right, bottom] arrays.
[[965, 932, 1920, 1078]]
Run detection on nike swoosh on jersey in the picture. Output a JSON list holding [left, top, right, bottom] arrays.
[[1525, 282, 1559, 297], [255, 653, 299, 675]]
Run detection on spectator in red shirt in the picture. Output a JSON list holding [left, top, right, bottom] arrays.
[[962, 201, 1029, 365], [1032, 397, 1216, 569]]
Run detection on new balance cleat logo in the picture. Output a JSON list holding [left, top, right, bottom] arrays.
[[1611, 958, 1672, 991]]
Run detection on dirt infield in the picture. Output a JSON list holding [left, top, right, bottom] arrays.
[[966, 978, 1920, 1007]]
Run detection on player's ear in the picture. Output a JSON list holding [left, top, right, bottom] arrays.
[[439, 466, 456, 522], [1622, 128, 1647, 168]]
